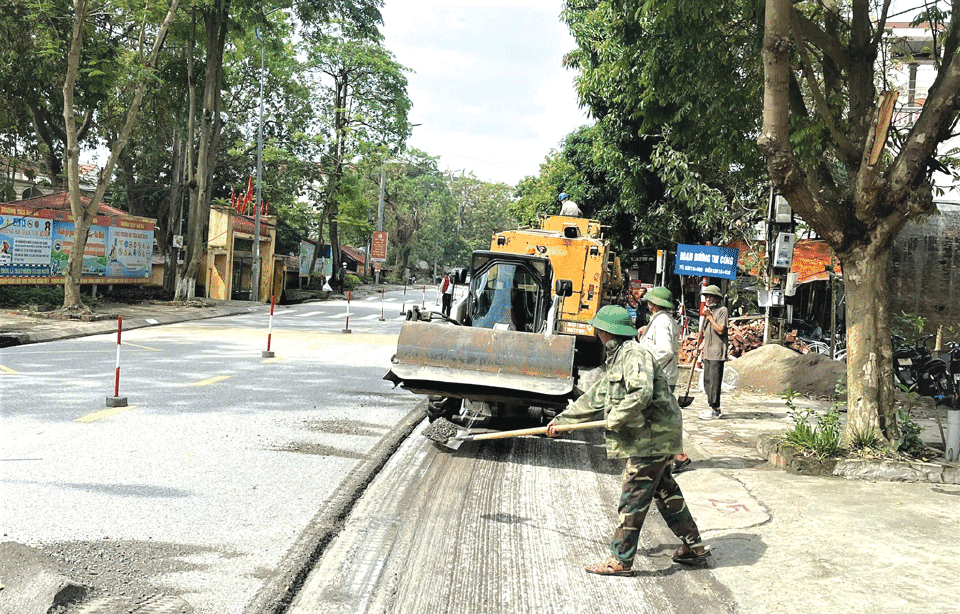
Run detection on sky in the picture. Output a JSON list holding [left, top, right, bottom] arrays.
[[379, 0, 592, 186]]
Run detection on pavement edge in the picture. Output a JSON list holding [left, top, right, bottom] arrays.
[[242, 403, 427, 614]]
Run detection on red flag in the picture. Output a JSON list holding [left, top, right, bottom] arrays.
[[231, 188, 237, 212], [242, 176, 254, 214], [263, 200, 269, 216]]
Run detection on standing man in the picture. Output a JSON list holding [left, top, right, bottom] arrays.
[[699, 284, 728, 420], [558, 192, 581, 217], [637, 287, 689, 472], [440, 272, 454, 317], [546, 305, 709, 576], [336, 262, 347, 294]]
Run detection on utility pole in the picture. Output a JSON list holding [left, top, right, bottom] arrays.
[[250, 8, 283, 302], [375, 167, 385, 285]]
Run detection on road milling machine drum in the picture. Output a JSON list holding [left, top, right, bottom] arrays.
[[384, 214, 626, 425]]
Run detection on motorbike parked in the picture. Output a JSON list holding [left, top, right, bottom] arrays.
[[945, 341, 960, 406], [892, 334, 955, 405]]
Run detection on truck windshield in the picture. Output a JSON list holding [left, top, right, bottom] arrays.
[[471, 263, 540, 332]]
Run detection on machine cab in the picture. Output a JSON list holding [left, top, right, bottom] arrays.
[[465, 251, 553, 333]]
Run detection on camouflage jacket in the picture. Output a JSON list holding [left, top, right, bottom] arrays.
[[554, 338, 682, 459]]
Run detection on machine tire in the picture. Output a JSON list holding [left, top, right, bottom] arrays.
[[427, 397, 462, 422]]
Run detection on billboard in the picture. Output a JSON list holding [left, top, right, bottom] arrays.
[[371, 231, 388, 261], [674, 244, 740, 280], [0, 204, 154, 284]]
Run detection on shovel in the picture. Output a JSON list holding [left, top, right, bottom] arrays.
[[424, 418, 607, 450], [678, 323, 705, 408]]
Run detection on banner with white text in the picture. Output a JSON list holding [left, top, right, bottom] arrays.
[[674, 244, 740, 280]]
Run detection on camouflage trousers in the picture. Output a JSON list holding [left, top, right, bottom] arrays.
[[611, 455, 703, 566]]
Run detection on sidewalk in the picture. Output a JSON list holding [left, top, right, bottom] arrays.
[[672, 384, 960, 614], [0, 283, 405, 347], [0, 298, 267, 346]]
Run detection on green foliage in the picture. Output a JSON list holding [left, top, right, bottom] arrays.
[[0, 285, 65, 308], [781, 388, 843, 458], [848, 428, 884, 454], [551, 1, 767, 250], [892, 311, 926, 343], [895, 407, 924, 455]]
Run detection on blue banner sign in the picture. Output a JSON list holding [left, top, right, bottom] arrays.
[[674, 244, 740, 280]]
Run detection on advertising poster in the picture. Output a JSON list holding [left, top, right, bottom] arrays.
[[299, 242, 332, 277], [51, 221, 107, 276], [0, 208, 54, 277], [0, 203, 154, 284], [105, 226, 152, 278]]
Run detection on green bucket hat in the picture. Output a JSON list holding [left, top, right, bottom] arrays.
[[701, 284, 723, 297], [646, 286, 674, 309], [590, 305, 638, 337]]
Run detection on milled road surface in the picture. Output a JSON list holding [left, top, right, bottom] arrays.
[[286, 423, 738, 614]]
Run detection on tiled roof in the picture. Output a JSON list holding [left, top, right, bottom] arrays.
[[342, 245, 365, 263], [6, 191, 127, 216]]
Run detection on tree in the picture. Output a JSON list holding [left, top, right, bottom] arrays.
[[303, 22, 410, 272], [62, 0, 180, 311], [562, 0, 960, 446], [447, 173, 516, 263], [560, 2, 767, 252], [758, 0, 960, 445]]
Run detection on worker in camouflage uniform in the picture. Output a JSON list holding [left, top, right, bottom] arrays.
[[546, 305, 709, 576]]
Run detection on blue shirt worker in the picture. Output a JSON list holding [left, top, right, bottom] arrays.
[[546, 305, 709, 576]]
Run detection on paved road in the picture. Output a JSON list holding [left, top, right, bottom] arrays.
[[286, 424, 738, 614], [0, 294, 424, 613]]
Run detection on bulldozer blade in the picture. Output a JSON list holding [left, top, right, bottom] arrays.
[[384, 321, 577, 408]]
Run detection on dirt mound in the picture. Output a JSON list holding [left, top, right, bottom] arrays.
[[730, 343, 845, 399]]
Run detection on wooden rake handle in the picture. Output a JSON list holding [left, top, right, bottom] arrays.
[[459, 420, 607, 442]]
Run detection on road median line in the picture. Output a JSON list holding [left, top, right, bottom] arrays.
[[76, 405, 138, 422], [194, 375, 231, 386]]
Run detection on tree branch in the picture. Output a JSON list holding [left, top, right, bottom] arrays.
[[793, 10, 850, 73]]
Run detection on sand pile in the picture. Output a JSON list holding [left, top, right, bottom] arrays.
[[730, 343, 846, 399]]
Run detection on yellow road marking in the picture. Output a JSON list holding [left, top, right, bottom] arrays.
[[122, 342, 162, 351], [194, 375, 230, 386], [262, 356, 283, 363], [76, 405, 138, 423], [0, 365, 18, 374]]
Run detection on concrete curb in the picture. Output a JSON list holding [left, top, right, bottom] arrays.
[[757, 433, 960, 484], [242, 403, 427, 614]]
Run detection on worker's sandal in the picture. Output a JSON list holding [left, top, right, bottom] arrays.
[[584, 556, 634, 576]]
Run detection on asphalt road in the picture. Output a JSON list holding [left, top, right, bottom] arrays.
[[286, 424, 739, 614], [1, 291, 429, 613]]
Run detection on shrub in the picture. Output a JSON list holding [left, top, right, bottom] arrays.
[[781, 388, 844, 459]]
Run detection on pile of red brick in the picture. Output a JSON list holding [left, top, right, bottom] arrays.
[[678, 317, 812, 365]]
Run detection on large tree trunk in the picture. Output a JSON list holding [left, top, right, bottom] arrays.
[[839, 245, 898, 444], [164, 129, 186, 294], [61, 0, 179, 310], [177, 1, 227, 300]]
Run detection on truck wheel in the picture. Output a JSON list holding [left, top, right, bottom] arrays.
[[427, 397, 461, 422]]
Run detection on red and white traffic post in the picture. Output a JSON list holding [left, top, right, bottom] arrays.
[[379, 288, 386, 321], [106, 316, 128, 407], [262, 295, 276, 358], [342, 290, 352, 333]]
